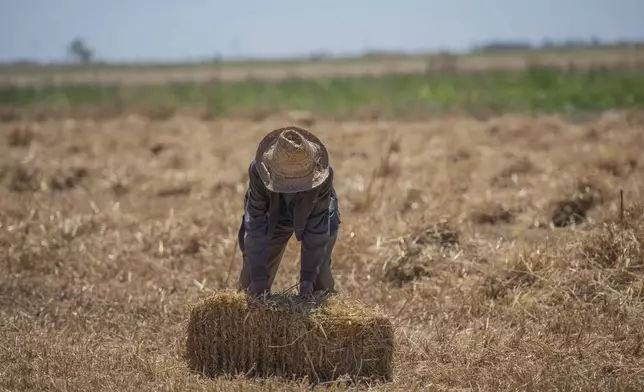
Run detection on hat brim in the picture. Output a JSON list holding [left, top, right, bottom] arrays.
[[255, 126, 330, 193]]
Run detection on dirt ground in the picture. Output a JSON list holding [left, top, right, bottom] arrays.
[[1, 110, 644, 391]]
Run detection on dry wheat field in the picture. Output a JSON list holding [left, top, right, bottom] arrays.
[[1, 109, 644, 391]]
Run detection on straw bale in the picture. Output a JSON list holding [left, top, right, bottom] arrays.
[[185, 290, 394, 383]]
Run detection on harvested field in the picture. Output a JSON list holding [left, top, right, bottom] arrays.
[[1, 108, 644, 391]]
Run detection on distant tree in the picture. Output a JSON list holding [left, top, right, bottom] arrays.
[[474, 40, 533, 52], [68, 37, 94, 64], [309, 51, 331, 61]]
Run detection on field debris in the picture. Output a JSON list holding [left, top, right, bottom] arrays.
[[6, 164, 40, 193], [156, 184, 192, 197], [50, 167, 89, 191], [471, 204, 516, 225], [383, 222, 459, 285], [409, 222, 460, 248], [6, 123, 35, 147], [185, 290, 394, 383], [551, 180, 606, 228], [486, 202, 644, 304], [491, 156, 535, 188], [579, 204, 644, 290], [594, 150, 638, 178]]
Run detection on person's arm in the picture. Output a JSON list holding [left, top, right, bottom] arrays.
[[299, 169, 334, 283], [243, 160, 271, 281]]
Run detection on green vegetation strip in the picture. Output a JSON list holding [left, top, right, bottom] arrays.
[[1, 67, 644, 117]]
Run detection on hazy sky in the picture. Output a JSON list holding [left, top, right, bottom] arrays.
[[1, 0, 643, 63]]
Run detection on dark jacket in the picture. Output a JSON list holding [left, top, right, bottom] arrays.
[[242, 159, 336, 283]]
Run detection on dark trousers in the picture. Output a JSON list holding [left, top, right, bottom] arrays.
[[237, 197, 340, 293]]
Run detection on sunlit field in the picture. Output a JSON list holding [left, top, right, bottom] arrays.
[[1, 53, 644, 391]]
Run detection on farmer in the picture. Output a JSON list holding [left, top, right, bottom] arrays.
[[236, 126, 341, 298]]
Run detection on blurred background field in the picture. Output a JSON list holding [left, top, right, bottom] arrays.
[[2, 46, 644, 119], [1, 1, 644, 391], [2, 64, 644, 120]]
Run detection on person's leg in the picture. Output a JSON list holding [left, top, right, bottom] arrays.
[[313, 188, 341, 294], [264, 225, 293, 289], [237, 218, 293, 291], [236, 215, 250, 291], [313, 229, 338, 293]]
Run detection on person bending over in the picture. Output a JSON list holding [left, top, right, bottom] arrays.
[[236, 126, 341, 298]]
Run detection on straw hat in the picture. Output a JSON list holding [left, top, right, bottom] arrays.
[[254, 126, 330, 193]]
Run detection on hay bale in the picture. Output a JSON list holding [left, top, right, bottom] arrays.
[[185, 291, 394, 383]]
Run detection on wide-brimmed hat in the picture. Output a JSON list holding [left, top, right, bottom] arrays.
[[254, 126, 330, 193]]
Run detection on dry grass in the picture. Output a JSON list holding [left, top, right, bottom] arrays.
[[1, 109, 644, 391], [185, 291, 393, 384]]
